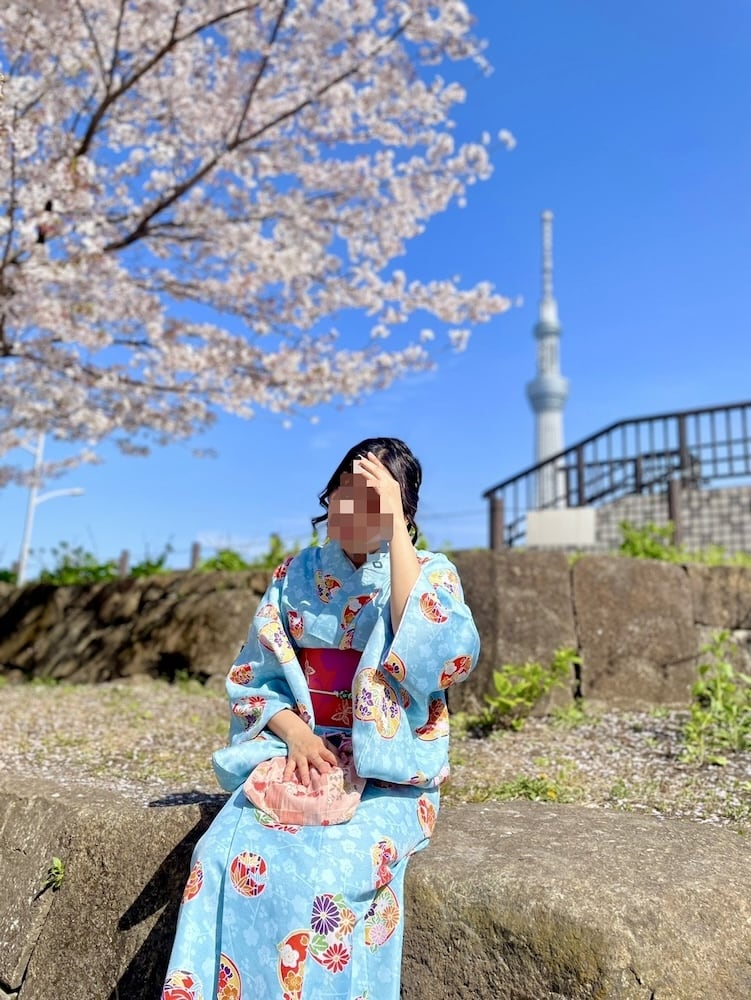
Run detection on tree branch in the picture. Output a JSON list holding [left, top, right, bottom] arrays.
[[74, 4, 258, 158], [232, 0, 289, 146], [102, 14, 412, 255], [73, 0, 108, 89]]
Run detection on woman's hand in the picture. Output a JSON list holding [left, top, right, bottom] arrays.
[[267, 709, 338, 785], [353, 451, 405, 539]]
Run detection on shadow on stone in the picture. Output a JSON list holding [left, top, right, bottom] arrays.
[[106, 802, 219, 1000]]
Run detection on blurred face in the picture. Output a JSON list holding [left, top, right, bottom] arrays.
[[327, 468, 394, 555]]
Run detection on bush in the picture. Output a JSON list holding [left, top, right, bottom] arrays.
[[39, 543, 118, 586], [618, 521, 751, 567], [467, 647, 581, 734]]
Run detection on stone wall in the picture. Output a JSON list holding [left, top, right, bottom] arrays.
[[2, 552, 751, 712]]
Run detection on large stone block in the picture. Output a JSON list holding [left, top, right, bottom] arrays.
[[687, 564, 751, 630], [573, 556, 698, 706], [2, 782, 750, 1000], [405, 802, 751, 999], [450, 550, 577, 715]]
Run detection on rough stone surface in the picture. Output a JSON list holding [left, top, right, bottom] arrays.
[[2, 780, 750, 1000], [573, 557, 698, 706], [405, 803, 751, 1000], [687, 563, 751, 630], [3, 557, 751, 710], [449, 550, 577, 714], [0, 572, 267, 683]]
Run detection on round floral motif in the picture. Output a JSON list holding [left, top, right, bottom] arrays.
[[353, 669, 400, 738], [162, 969, 203, 1000], [229, 852, 268, 898], [339, 626, 355, 650], [231, 695, 266, 730], [256, 602, 280, 620], [277, 929, 309, 999], [370, 837, 397, 889], [439, 654, 473, 689], [181, 860, 203, 903], [340, 592, 374, 629], [311, 893, 340, 935], [314, 570, 342, 603], [273, 555, 295, 580], [309, 893, 355, 975], [228, 662, 254, 686], [217, 954, 241, 1000], [364, 885, 399, 952], [428, 567, 461, 596], [418, 591, 448, 624]]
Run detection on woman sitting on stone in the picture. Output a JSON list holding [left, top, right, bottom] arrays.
[[161, 436, 480, 1000]]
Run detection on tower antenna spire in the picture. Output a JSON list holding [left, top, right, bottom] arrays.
[[526, 210, 569, 507]]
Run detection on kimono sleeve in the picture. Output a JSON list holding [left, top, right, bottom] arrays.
[[212, 559, 304, 792], [351, 551, 480, 785], [385, 551, 480, 698]]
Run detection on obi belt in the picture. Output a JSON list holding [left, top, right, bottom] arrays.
[[300, 647, 361, 729]]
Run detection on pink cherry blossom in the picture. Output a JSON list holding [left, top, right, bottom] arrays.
[[0, 1, 510, 485]]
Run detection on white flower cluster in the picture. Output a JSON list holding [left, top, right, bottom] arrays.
[[0, 0, 511, 481]]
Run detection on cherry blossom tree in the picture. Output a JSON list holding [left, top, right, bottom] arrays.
[[0, 1, 511, 484]]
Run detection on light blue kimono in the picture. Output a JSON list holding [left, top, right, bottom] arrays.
[[162, 539, 479, 1000]]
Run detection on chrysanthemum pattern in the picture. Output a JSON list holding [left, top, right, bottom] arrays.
[[364, 885, 400, 952], [309, 893, 357, 976]]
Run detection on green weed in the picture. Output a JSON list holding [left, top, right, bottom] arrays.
[[681, 630, 751, 765], [466, 647, 580, 734]]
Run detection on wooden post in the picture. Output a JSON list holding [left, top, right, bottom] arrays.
[[190, 541, 202, 571], [118, 550, 130, 577], [667, 479, 683, 546], [489, 494, 505, 551]]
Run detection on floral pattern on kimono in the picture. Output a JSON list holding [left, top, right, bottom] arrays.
[[163, 539, 479, 1000]]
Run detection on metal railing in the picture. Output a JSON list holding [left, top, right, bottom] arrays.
[[483, 400, 751, 548]]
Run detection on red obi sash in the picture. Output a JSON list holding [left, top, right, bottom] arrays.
[[301, 647, 361, 729]]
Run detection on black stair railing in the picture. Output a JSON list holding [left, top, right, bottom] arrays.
[[483, 400, 751, 549]]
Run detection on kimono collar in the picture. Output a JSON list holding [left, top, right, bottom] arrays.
[[323, 537, 390, 577]]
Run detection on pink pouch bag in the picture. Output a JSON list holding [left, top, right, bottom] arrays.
[[243, 740, 365, 826]]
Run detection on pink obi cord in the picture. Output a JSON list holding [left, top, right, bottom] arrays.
[[301, 647, 362, 729]]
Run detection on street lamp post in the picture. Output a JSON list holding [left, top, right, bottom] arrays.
[[17, 434, 84, 585]]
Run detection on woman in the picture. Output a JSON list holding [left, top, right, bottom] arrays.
[[162, 437, 480, 1000]]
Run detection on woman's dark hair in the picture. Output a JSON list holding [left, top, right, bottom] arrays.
[[312, 437, 422, 543]]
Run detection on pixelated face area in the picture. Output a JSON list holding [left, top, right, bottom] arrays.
[[327, 469, 394, 552]]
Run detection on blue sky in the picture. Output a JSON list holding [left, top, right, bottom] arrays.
[[2, 0, 750, 574]]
